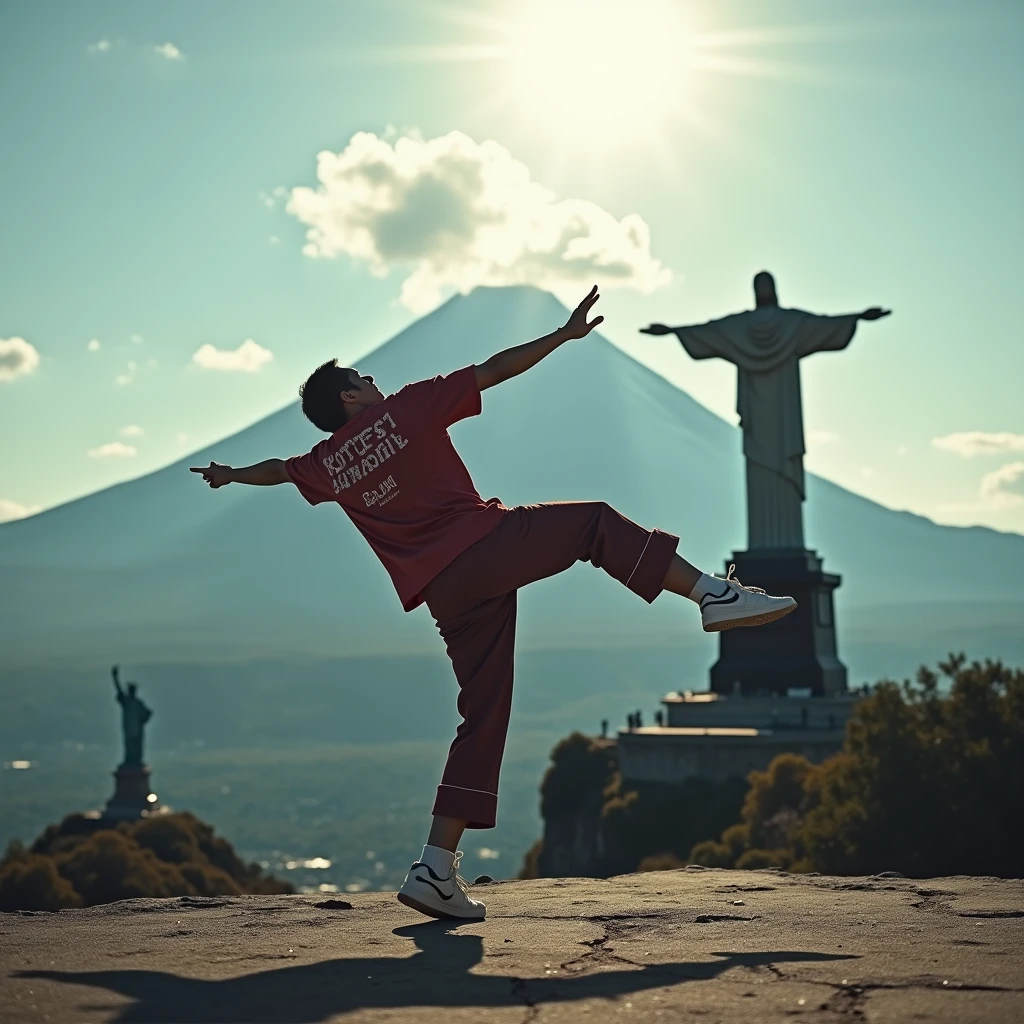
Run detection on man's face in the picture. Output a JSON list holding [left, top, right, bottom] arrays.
[[344, 371, 385, 408]]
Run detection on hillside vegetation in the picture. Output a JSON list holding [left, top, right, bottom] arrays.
[[523, 655, 1024, 879], [0, 812, 292, 911]]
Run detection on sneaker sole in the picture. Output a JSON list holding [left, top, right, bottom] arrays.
[[703, 600, 798, 633], [397, 890, 485, 921]]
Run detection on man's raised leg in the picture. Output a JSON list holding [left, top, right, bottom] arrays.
[[425, 502, 795, 632]]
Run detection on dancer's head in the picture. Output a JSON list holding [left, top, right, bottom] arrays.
[[300, 360, 385, 433], [753, 271, 778, 307]]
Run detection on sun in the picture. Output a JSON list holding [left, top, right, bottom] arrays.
[[504, 0, 695, 136]]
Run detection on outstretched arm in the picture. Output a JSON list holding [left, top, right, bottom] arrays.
[[111, 665, 123, 696], [796, 307, 892, 356], [475, 286, 603, 391], [190, 459, 291, 489], [640, 318, 731, 361]]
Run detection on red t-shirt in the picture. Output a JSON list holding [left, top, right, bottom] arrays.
[[285, 366, 504, 611]]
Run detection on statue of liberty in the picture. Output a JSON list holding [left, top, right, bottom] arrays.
[[111, 665, 152, 767]]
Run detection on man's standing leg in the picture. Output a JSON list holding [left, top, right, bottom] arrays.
[[397, 589, 516, 921], [430, 591, 519, 832]]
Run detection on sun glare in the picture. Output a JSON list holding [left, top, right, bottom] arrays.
[[508, 0, 691, 133], [354, 3, 872, 174]]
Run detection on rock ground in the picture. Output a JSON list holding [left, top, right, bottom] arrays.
[[1, 868, 1022, 1023]]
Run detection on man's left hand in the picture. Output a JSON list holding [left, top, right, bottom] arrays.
[[562, 285, 604, 340]]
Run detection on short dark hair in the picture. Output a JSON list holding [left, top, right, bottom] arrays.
[[299, 359, 357, 433]]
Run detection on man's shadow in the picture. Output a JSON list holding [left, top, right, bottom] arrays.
[[15, 920, 858, 1023]]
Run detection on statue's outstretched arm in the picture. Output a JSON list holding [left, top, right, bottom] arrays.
[[111, 665, 123, 694], [640, 317, 731, 361], [858, 307, 892, 321], [796, 308, 890, 357]]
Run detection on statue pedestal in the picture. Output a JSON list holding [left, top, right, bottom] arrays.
[[709, 549, 847, 697], [102, 764, 160, 822]]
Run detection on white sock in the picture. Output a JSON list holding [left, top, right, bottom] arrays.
[[687, 572, 729, 605], [418, 844, 456, 876]]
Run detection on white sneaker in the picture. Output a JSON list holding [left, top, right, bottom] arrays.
[[699, 564, 797, 633], [397, 851, 486, 921]]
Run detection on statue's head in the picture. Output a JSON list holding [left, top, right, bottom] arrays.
[[753, 271, 778, 307], [127, 683, 138, 696]]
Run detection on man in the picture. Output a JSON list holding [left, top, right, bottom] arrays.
[[190, 286, 797, 921]]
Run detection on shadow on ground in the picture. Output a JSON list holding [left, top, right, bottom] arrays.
[[16, 920, 857, 1023]]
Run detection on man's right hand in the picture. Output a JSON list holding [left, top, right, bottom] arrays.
[[640, 323, 673, 335], [190, 462, 234, 488]]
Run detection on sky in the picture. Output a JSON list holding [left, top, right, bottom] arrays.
[[1, 0, 1022, 533]]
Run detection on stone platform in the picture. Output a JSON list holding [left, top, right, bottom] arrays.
[[2, 869, 1021, 1022], [102, 763, 161, 822]]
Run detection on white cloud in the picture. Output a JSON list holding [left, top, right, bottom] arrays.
[[0, 499, 42, 522], [88, 441, 137, 458], [192, 339, 273, 373], [269, 235, 281, 245], [154, 42, 184, 61], [0, 337, 40, 382], [176, 432, 190, 445], [131, 333, 144, 344], [860, 467, 875, 478], [120, 425, 144, 438], [932, 431, 1024, 458], [114, 358, 143, 386], [88, 39, 112, 54], [87, 338, 101, 352], [286, 130, 672, 312], [980, 461, 1024, 510]]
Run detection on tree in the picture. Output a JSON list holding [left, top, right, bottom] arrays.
[[0, 853, 82, 912], [521, 732, 746, 878], [690, 655, 1024, 878], [798, 655, 1024, 876], [0, 812, 293, 911]]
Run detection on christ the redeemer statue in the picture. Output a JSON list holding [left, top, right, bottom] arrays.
[[642, 272, 890, 550]]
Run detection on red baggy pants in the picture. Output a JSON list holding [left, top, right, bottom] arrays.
[[422, 502, 679, 828]]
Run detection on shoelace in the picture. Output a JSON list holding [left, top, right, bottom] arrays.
[[721, 563, 767, 595], [450, 851, 470, 895]]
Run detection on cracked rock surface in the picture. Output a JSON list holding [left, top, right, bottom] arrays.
[[2, 868, 1022, 1022]]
